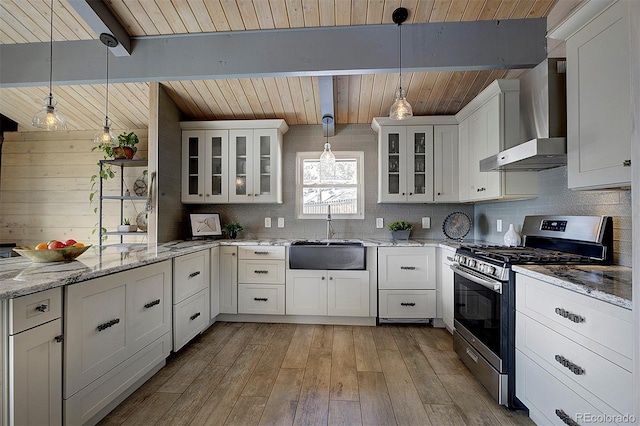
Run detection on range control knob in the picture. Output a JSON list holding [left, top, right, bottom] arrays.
[[481, 265, 496, 275], [467, 259, 476, 268]]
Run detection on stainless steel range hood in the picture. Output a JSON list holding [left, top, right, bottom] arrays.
[[480, 58, 567, 172]]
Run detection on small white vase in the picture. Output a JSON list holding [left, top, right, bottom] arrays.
[[503, 224, 521, 247]]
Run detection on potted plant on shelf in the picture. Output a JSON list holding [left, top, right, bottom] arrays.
[[117, 218, 137, 233], [222, 222, 243, 239], [388, 220, 413, 240]]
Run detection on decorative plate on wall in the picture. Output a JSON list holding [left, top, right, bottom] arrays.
[[442, 211, 472, 240]]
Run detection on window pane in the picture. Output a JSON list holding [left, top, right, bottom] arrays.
[[302, 187, 358, 215], [303, 159, 358, 185]]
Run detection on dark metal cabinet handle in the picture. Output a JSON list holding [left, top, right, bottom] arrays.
[[232, 253, 236, 256], [254, 270, 269, 274], [96, 318, 120, 332], [54, 335, 63, 343], [623, 159, 631, 167], [190, 312, 201, 321], [329, 277, 333, 280], [188, 271, 201, 278], [555, 355, 585, 375], [555, 409, 580, 426], [401, 302, 416, 306], [555, 307, 585, 323], [144, 299, 161, 309], [321, 276, 325, 280], [254, 298, 268, 302], [400, 266, 416, 270], [35, 304, 48, 313], [254, 251, 269, 255]]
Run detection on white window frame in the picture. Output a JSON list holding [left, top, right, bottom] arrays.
[[295, 151, 365, 220]]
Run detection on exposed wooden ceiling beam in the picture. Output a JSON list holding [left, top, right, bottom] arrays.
[[66, 0, 131, 56], [0, 18, 546, 88]]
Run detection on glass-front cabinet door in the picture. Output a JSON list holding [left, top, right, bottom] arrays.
[[407, 126, 434, 202], [379, 126, 407, 203], [229, 129, 280, 203], [181, 130, 229, 203]]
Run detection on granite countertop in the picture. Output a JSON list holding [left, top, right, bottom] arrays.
[[0, 238, 466, 299], [513, 264, 633, 310]]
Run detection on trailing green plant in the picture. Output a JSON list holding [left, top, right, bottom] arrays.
[[123, 218, 131, 225], [387, 220, 413, 231]]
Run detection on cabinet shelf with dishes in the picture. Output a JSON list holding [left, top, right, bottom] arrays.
[[97, 159, 148, 246]]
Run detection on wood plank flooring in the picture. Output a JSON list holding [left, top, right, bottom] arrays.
[[99, 322, 533, 426]]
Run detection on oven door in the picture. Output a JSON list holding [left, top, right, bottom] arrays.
[[451, 264, 504, 369]]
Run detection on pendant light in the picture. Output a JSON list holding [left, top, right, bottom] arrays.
[[93, 33, 119, 146], [320, 115, 335, 163], [389, 7, 413, 120], [32, 0, 67, 131]]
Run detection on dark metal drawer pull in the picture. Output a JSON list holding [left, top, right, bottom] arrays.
[[555, 355, 585, 375], [254, 297, 268, 302], [144, 299, 161, 309], [623, 159, 631, 167], [401, 302, 416, 306], [254, 270, 269, 274], [54, 334, 64, 343], [96, 318, 120, 332], [35, 304, 48, 313], [555, 409, 579, 426], [400, 266, 416, 270], [190, 312, 201, 321], [554, 307, 585, 323], [254, 251, 269, 255], [188, 271, 201, 278]]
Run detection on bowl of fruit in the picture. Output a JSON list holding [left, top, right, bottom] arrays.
[[13, 239, 91, 263]]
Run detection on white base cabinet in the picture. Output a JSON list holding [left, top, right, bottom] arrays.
[[438, 248, 456, 333], [219, 246, 238, 314], [2, 288, 63, 426], [64, 261, 172, 424], [286, 270, 369, 317], [173, 250, 210, 351], [237, 246, 286, 315], [210, 246, 220, 321], [515, 273, 633, 425]]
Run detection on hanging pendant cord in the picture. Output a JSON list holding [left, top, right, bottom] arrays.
[[398, 22, 402, 92], [48, 0, 54, 101], [104, 43, 109, 125]]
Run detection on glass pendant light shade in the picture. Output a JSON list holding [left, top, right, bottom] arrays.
[[389, 7, 413, 120], [320, 115, 335, 164], [93, 119, 117, 146], [389, 87, 413, 120], [32, 0, 67, 131], [32, 95, 67, 130]]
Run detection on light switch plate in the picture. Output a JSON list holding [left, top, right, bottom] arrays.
[[264, 217, 271, 228], [277, 217, 284, 228], [376, 218, 384, 228], [497, 219, 503, 232], [421, 217, 431, 229]]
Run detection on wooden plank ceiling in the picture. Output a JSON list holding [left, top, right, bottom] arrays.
[[0, 0, 577, 131]]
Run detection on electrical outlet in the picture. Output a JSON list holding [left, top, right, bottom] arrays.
[[421, 217, 431, 229], [376, 218, 384, 228], [497, 219, 503, 233], [277, 217, 284, 228], [264, 217, 271, 228]]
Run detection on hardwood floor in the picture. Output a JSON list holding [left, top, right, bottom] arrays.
[[99, 322, 533, 426]]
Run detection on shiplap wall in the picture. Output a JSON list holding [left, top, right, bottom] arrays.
[[0, 129, 148, 246]]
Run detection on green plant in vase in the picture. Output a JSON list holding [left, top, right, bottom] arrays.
[[222, 222, 243, 239], [388, 220, 413, 240]]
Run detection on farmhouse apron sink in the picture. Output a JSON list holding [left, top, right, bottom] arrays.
[[288, 241, 366, 270]]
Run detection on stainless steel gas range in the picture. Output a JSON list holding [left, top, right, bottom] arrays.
[[450, 215, 613, 410]]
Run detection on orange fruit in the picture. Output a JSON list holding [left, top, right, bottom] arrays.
[[35, 243, 48, 250], [72, 242, 85, 247]]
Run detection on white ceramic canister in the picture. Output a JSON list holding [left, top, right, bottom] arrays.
[[504, 224, 522, 247]]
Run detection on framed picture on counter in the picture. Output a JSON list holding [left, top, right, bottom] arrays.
[[190, 213, 222, 237]]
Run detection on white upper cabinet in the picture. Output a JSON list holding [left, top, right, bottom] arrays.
[[372, 116, 458, 203], [456, 79, 537, 202], [181, 120, 288, 204], [549, 0, 631, 189]]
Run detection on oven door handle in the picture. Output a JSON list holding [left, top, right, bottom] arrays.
[[450, 264, 503, 294]]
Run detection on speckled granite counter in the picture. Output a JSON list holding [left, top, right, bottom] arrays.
[[513, 265, 632, 310], [0, 237, 468, 299]]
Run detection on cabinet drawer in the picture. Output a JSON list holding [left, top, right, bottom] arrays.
[[238, 284, 285, 315], [379, 290, 436, 318], [238, 259, 285, 284], [378, 247, 436, 289], [516, 312, 632, 415], [238, 246, 285, 260], [174, 250, 210, 303], [9, 287, 62, 334], [516, 274, 633, 365], [173, 288, 210, 351], [516, 350, 615, 426]]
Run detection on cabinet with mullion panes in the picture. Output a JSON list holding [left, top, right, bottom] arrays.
[[181, 130, 228, 203]]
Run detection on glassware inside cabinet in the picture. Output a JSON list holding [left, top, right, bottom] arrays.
[[388, 174, 400, 194], [188, 137, 199, 195]]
